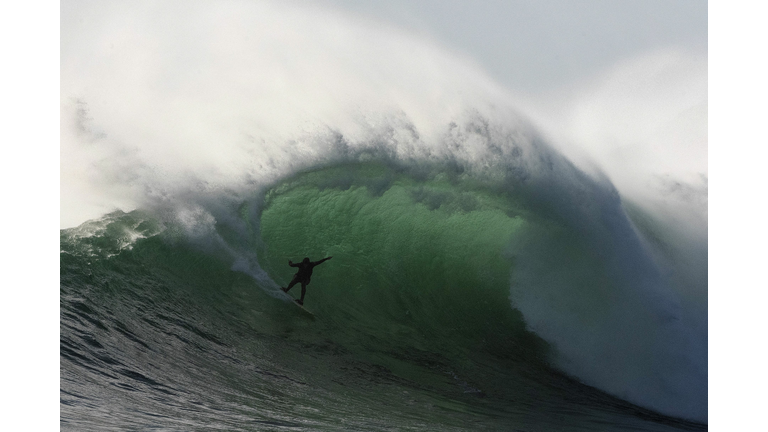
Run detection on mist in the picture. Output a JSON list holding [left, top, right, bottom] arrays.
[[61, 0, 706, 233]]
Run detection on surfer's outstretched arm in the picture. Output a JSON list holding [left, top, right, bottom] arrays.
[[312, 256, 332, 266], [288, 260, 299, 267]]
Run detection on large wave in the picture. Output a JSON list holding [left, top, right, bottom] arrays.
[[61, 0, 707, 424]]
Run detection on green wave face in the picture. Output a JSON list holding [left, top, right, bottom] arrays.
[[256, 163, 555, 363], [60, 162, 707, 430]]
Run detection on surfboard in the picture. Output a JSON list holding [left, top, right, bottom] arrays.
[[278, 287, 315, 317]]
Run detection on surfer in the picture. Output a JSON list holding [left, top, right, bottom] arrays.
[[282, 256, 333, 305]]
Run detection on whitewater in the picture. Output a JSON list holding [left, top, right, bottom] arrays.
[[61, 1, 707, 430]]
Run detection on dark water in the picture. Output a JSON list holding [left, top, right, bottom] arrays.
[[61, 162, 706, 431]]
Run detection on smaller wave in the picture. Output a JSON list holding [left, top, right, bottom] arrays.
[[60, 210, 164, 258]]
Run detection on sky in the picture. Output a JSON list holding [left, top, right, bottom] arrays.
[[310, 0, 707, 95]]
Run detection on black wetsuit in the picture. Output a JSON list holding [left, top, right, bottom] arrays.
[[290, 260, 318, 284], [282, 257, 332, 304]]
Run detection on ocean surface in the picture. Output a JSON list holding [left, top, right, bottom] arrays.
[[61, 150, 707, 431]]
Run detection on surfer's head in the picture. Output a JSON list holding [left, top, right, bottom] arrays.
[[303, 257, 310, 264]]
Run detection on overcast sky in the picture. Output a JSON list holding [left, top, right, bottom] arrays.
[[308, 0, 707, 95]]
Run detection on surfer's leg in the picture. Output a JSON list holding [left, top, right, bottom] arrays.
[[298, 281, 307, 304], [283, 276, 300, 292]]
